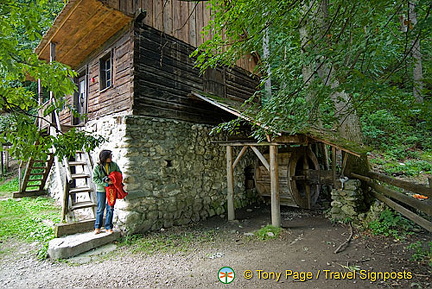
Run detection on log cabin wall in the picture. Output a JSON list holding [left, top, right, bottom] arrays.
[[133, 23, 259, 124], [102, 0, 256, 73], [59, 26, 135, 124]]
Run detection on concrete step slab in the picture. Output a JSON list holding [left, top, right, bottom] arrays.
[[48, 230, 121, 259]]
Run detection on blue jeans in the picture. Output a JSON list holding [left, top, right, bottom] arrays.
[[95, 191, 114, 230]]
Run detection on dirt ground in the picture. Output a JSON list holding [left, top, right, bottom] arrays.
[[0, 204, 431, 289]]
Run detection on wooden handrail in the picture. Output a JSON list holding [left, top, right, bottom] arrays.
[[367, 171, 432, 198]]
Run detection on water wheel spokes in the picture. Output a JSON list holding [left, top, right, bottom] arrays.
[[288, 147, 320, 209]]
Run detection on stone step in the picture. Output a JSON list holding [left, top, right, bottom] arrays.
[[48, 230, 120, 259]]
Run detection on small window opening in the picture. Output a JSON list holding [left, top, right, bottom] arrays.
[[100, 52, 112, 90]]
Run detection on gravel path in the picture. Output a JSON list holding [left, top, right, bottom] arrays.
[[1, 205, 430, 289]]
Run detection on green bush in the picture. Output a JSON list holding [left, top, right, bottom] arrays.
[[407, 241, 432, 268], [368, 209, 415, 239]]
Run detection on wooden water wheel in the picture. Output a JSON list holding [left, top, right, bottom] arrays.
[[288, 147, 320, 209], [254, 146, 321, 209]]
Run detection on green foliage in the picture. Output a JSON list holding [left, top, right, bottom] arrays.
[[193, 0, 432, 147], [0, 197, 60, 258], [254, 225, 282, 240], [368, 209, 415, 239], [407, 241, 432, 267], [0, 0, 104, 160]]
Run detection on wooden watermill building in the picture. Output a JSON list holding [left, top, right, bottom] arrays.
[[22, 0, 372, 236], [25, 0, 262, 235]]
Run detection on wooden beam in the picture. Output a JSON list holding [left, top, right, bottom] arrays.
[[232, 146, 248, 169], [226, 146, 235, 221], [251, 146, 270, 171], [13, 190, 47, 198], [214, 141, 281, 146], [371, 182, 432, 216], [270, 145, 281, 227], [371, 191, 432, 232], [351, 172, 432, 216], [54, 219, 95, 237]]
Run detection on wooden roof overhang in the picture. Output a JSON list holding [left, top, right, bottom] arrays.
[[35, 0, 133, 69], [189, 91, 370, 157]]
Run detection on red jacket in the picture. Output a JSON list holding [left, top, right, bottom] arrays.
[[105, 171, 128, 206]]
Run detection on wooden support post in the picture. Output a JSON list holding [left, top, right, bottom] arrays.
[[270, 145, 281, 227], [332, 147, 338, 189], [226, 146, 235, 221]]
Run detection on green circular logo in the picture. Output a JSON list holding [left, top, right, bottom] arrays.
[[218, 266, 236, 284]]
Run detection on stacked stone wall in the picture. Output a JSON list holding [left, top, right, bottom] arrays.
[[82, 114, 257, 233], [330, 179, 366, 222]]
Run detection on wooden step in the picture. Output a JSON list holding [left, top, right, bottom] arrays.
[[71, 173, 90, 179], [71, 201, 97, 210], [13, 190, 47, 198], [32, 166, 48, 170], [69, 187, 93, 194], [29, 173, 45, 176]]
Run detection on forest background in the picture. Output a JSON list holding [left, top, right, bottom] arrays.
[[0, 0, 431, 177]]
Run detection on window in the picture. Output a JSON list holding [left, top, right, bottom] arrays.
[[72, 71, 87, 125], [99, 52, 112, 90], [203, 67, 226, 98]]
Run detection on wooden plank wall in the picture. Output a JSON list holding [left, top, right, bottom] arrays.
[[102, 0, 256, 73], [133, 24, 259, 124], [59, 27, 134, 123]]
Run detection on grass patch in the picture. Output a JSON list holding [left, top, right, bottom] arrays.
[[0, 197, 61, 258], [0, 177, 19, 198], [119, 229, 218, 255], [254, 225, 282, 240]]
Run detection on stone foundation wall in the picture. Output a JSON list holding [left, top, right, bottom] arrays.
[[330, 179, 366, 222], [81, 114, 257, 234]]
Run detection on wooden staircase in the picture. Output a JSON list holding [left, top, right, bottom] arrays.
[[14, 154, 54, 198], [61, 151, 97, 223]]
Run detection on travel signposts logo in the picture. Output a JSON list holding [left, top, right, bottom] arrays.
[[218, 267, 235, 284]]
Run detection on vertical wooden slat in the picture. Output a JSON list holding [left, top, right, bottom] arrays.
[[196, 2, 205, 47], [188, 2, 197, 47], [153, 0, 164, 31], [227, 146, 235, 221], [202, 0, 212, 42], [163, 0, 173, 34], [173, 0, 181, 39], [141, 0, 153, 27], [106, 0, 119, 10], [179, 1, 189, 43], [270, 145, 281, 227]]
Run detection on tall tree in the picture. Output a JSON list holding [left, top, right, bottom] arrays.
[[193, 0, 432, 145], [0, 0, 102, 160]]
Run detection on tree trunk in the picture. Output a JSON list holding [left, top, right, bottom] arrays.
[[316, 0, 363, 143], [409, 2, 424, 103]]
